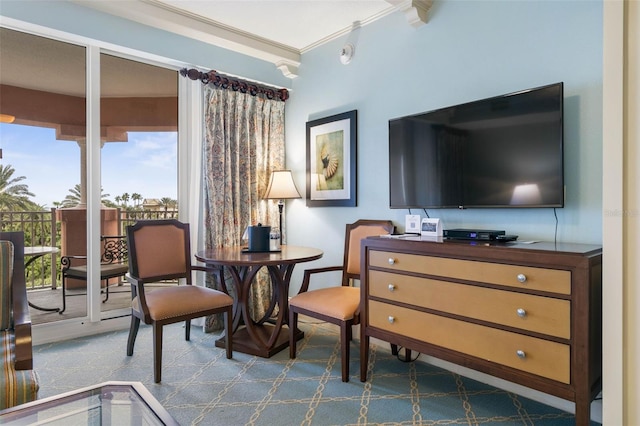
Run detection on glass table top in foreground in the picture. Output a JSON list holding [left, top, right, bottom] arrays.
[[0, 381, 178, 426]]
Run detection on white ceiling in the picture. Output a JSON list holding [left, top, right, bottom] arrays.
[[74, 0, 433, 78], [155, 0, 395, 51]]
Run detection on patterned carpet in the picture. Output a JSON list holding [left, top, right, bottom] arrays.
[[32, 320, 598, 425]]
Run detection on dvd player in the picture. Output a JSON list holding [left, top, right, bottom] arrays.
[[443, 229, 506, 241]]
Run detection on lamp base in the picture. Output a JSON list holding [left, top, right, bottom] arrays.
[[278, 201, 284, 245]]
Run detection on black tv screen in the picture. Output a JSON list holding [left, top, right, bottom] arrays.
[[389, 82, 564, 209]]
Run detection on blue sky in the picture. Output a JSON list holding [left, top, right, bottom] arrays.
[[0, 123, 177, 208]]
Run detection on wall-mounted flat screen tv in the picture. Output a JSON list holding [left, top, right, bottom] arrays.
[[389, 82, 564, 209]]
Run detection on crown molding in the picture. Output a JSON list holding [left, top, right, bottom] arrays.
[[391, 0, 433, 28], [72, 0, 302, 78], [71, 0, 431, 79]]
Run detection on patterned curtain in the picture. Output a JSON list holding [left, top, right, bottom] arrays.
[[202, 85, 285, 332]]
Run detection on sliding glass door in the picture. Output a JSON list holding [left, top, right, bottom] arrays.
[[0, 27, 179, 326], [0, 27, 87, 322], [99, 53, 178, 318]]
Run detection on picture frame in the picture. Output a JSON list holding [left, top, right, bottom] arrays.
[[306, 110, 357, 207], [421, 218, 443, 237]]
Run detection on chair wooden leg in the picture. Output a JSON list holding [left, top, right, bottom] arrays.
[[127, 316, 140, 356], [153, 323, 163, 383], [102, 280, 109, 303], [289, 308, 298, 359], [225, 307, 232, 359], [185, 319, 191, 341], [59, 276, 68, 314], [340, 321, 350, 382], [360, 334, 370, 382]]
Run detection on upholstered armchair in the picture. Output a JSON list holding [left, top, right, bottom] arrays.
[[289, 220, 394, 382], [125, 219, 233, 383], [0, 232, 39, 410]]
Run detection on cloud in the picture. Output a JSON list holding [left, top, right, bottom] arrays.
[[1, 123, 177, 207]]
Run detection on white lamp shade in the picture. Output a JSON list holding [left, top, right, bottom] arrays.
[[264, 170, 301, 200]]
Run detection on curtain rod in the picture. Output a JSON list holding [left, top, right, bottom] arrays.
[[180, 68, 289, 102]]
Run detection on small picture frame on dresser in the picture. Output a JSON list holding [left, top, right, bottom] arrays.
[[421, 218, 442, 237]]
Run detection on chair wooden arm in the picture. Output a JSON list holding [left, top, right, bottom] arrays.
[[298, 265, 344, 294], [126, 274, 152, 324], [192, 264, 220, 275], [1, 232, 34, 370], [13, 281, 33, 371], [192, 264, 228, 294]]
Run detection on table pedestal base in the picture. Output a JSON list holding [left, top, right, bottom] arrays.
[[216, 325, 304, 358]]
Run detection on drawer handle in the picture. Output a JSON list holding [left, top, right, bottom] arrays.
[[388, 316, 395, 324], [516, 308, 527, 318], [516, 350, 526, 359], [388, 284, 396, 292], [388, 258, 396, 265], [517, 273, 527, 283]]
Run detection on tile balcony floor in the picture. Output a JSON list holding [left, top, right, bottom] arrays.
[[27, 284, 137, 325]]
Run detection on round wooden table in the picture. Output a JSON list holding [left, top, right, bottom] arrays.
[[195, 245, 323, 358]]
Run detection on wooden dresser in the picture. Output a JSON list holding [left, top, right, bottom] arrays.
[[359, 237, 602, 425]]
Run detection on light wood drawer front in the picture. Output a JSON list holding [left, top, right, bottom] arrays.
[[368, 300, 570, 383], [369, 271, 570, 339], [369, 251, 571, 295]]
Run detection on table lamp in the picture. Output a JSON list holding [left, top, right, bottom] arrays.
[[264, 170, 301, 245]]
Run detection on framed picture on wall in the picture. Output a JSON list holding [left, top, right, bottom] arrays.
[[305, 110, 357, 207]]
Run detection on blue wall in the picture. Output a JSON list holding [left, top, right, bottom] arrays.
[[1, 0, 604, 273], [285, 0, 603, 270]]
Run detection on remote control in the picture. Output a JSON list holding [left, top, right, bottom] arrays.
[[495, 235, 518, 242]]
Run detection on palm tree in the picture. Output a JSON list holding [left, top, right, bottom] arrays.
[[60, 184, 82, 207], [101, 198, 117, 208], [0, 164, 37, 211], [131, 193, 143, 209], [120, 192, 130, 208], [60, 184, 113, 208], [159, 197, 177, 212]]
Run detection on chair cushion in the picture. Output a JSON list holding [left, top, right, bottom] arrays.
[[66, 263, 129, 280], [289, 286, 360, 320], [132, 286, 233, 321], [1, 331, 39, 410], [98, 263, 129, 279]]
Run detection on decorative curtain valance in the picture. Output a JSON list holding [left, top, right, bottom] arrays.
[[180, 68, 289, 102]]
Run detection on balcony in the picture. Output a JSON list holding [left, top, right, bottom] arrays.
[[1, 208, 178, 325]]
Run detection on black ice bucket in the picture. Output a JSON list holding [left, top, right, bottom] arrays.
[[247, 224, 271, 252]]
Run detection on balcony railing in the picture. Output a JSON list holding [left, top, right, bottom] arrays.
[[120, 209, 179, 229], [1, 209, 58, 290], [0, 208, 178, 291]]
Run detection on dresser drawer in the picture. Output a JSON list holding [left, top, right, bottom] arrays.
[[369, 251, 571, 295], [368, 300, 570, 383], [369, 270, 570, 339]]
